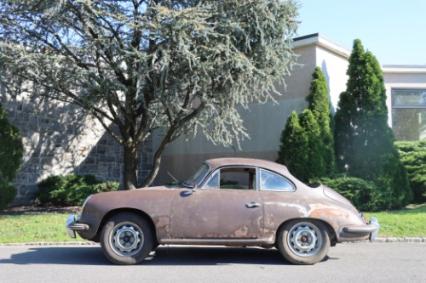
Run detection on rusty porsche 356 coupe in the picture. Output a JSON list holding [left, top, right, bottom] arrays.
[[66, 158, 379, 265]]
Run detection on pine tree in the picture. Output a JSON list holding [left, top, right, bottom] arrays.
[[277, 110, 325, 182], [306, 67, 335, 175], [334, 39, 411, 208], [299, 109, 326, 181], [277, 112, 309, 181]]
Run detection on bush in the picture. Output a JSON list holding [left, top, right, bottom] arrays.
[[37, 174, 119, 206], [0, 103, 23, 209], [0, 181, 17, 210], [318, 176, 384, 211], [396, 141, 426, 203], [0, 104, 23, 182]]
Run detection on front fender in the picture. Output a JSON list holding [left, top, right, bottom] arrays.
[[76, 189, 176, 241]]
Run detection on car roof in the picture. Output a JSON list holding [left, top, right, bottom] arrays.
[[205, 157, 289, 174]]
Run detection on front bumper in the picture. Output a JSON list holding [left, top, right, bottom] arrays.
[[66, 214, 90, 238], [342, 217, 380, 241]]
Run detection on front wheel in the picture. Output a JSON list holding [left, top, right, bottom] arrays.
[[277, 220, 330, 265], [100, 212, 154, 265]]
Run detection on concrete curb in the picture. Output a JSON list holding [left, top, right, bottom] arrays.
[[0, 242, 99, 246], [1, 238, 426, 246], [375, 237, 426, 243]]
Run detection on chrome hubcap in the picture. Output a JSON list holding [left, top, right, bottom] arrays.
[[287, 222, 322, 257], [110, 222, 144, 257]]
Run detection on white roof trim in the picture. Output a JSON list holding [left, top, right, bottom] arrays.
[[293, 34, 426, 72], [382, 66, 426, 74], [293, 34, 350, 59]]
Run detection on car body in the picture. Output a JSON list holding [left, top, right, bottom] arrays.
[[67, 158, 379, 265]]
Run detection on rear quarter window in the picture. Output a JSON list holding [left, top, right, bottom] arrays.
[[260, 168, 295, 192]]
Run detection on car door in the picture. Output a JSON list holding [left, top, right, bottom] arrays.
[[169, 166, 263, 239]]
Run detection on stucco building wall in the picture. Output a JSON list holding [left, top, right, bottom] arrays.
[[155, 37, 342, 183]]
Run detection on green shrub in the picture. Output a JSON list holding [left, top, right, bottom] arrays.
[[37, 174, 119, 206], [318, 176, 384, 211], [0, 103, 23, 209], [0, 104, 23, 182], [396, 141, 426, 203], [0, 181, 17, 210]]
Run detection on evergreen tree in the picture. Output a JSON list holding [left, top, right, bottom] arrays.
[[306, 67, 335, 175], [334, 39, 411, 208], [0, 104, 23, 182], [277, 110, 325, 182], [0, 103, 23, 209], [299, 109, 326, 181], [0, 0, 298, 188], [277, 112, 309, 181]]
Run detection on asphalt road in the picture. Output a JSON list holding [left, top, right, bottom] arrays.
[[0, 243, 425, 283]]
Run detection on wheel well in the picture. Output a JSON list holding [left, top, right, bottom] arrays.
[[95, 208, 158, 244], [275, 218, 337, 246]]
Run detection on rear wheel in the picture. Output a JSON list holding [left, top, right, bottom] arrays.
[[100, 212, 154, 265], [277, 220, 330, 265]]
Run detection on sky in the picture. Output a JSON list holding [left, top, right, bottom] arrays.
[[297, 0, 426, 65]]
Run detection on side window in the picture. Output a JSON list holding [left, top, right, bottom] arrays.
[[219, 167, 256, 190], [260, 169, 294, 192], [204, 171, 220, 189]]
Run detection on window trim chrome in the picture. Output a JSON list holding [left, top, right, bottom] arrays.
[[200, 165, 259, 191], [258, 168, 296, 192]]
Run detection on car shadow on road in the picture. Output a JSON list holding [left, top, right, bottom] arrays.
[[0, 246, 324, 266]]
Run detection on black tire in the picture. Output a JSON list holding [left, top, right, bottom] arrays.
[[100, 212, 154, 265], [277, 219, 330, 265]]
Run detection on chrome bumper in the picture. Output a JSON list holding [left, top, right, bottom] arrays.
[[66, 214, 90, 238], [342, 217, 380, 241]]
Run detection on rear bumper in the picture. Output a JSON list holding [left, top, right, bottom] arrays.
[[341, 217, 380, 241], [66, 214, 90, 238]]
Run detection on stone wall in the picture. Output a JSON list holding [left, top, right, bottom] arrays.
[[0, 93, 153, 204]]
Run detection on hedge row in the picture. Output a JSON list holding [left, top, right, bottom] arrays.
[[395, 141, 426, 203]]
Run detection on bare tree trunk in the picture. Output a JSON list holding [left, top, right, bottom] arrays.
[[123, 144, 138, 190], [142, 128, 175, 187], [143, 149, 162, 187]]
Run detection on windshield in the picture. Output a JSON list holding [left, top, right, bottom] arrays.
[[183, 163, 209, 188]]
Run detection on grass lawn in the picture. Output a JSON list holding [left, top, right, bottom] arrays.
[[0, 213, 81, 244], [0, 204, 425, 243], [365, 203, 426, 237]]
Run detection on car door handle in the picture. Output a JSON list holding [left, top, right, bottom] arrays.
[[245, 202, 261, 208]]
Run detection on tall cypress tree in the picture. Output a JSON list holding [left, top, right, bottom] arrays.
[[306, 67, 335, 175], [334, 39, 411, 208]]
